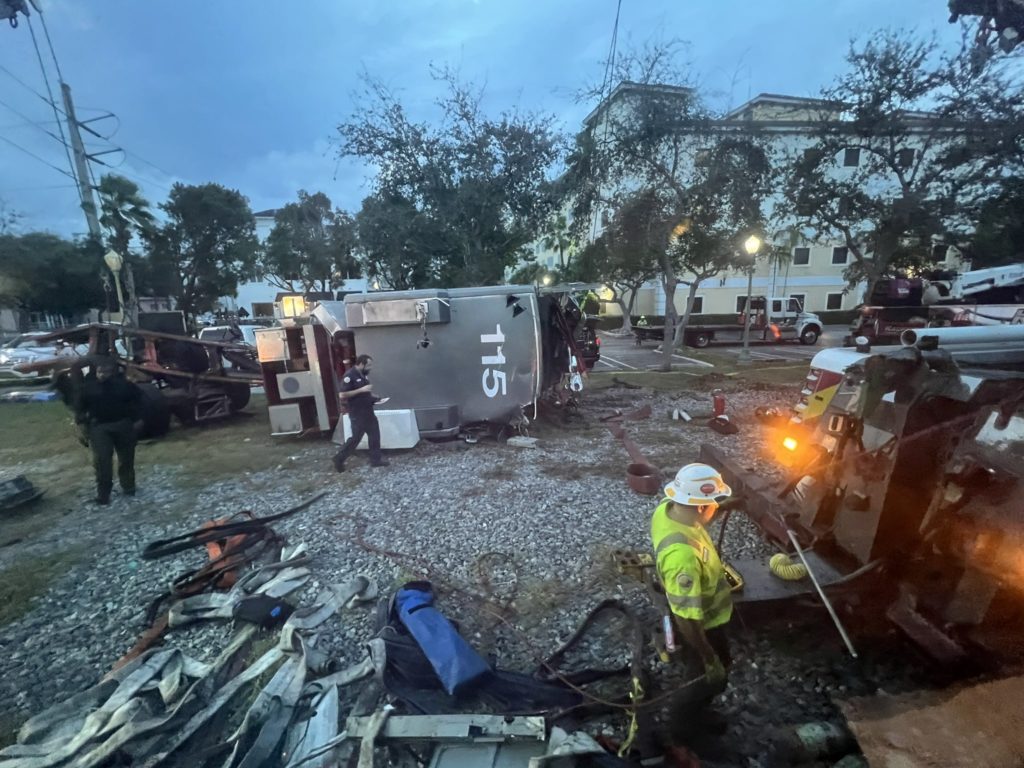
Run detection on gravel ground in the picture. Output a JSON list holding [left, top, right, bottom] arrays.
[[0, 381, 934, 766]]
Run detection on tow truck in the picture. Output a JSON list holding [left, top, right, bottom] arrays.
[[846, 262, 1024, 346], [634, 295, 823, 348]]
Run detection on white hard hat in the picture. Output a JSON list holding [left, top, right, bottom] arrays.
[[664, 463, 732, 506]]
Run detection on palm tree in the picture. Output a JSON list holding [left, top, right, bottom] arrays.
[[97, 174, 156, 257], [541, 213, 574, 271]]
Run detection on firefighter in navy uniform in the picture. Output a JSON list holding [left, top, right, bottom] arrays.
[[75, 357, 142, 505], [333, 354, 389, 472]]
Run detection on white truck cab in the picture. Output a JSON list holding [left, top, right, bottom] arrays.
[[741, 296, 824, 345]]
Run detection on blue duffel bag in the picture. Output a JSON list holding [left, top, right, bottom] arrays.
[[394, 581, 492, 696]]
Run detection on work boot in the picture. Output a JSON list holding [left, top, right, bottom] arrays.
[[371, 458, 390, 468], [332, 454, 345, 473], [123, 488, 136, 497], [92, 496, 110, 506]]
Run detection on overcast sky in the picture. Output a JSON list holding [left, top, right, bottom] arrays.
[[1, 0, 964, 238]]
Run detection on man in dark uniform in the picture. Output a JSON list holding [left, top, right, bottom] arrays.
[[75, 357, 142, 504], [333, 354, 389, 472]]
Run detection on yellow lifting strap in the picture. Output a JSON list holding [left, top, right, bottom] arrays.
[[618, 675, 645, 757]]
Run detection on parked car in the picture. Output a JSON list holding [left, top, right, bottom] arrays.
[[197, 324, 259, 346], [0, 333, 85, 378]]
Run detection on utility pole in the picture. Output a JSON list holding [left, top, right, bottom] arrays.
[[60, 82, 102, 241]]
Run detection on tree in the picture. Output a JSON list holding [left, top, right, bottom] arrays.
[[567, 41, 770, 369], [0, 199, 20, 235], [0, 233, 105, 317], [144, 183, 259, 321], [354, 193, 443, 290], [572, 194, 662, 334], [338, 68, 563, 287], [258, 191, 360, 292], [783, 31, 1024, 301], [97, 174, 155, 258], [970, 178, 1024, 267], [541, 213, 574, 271]]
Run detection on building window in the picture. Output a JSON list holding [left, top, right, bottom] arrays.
[[789, 294, 806, 311], [898, 148, 915, 168], [832, 246, 848, 265], [689, 296, 704, 315], [843, 148, 860, 167], [792, 247, 810, 265], [826, 293, 844, 311], [803, 148, 824, 165]]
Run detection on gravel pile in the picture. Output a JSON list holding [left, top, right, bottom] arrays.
[[0, 379, 929, 766]]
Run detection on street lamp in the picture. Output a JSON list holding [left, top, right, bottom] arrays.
[[541, 274, 552, 286], [103, 249, 126, 324], [737, 235, 762, 365]]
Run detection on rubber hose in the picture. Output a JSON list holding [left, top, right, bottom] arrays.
[[716, 508, 733, 554], [769, 552, 808, 581]]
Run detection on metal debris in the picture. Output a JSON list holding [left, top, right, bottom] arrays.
[[0, 475, 43, 512]]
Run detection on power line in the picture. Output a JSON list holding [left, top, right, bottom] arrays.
[[1, 183, 78, 193], [25, 15, 77, 187], [591, 0, 624, 242], [122, 148, 174, 179], [37, 10, 68, 85], [0, 134, 76, 180], [0, 63, 65, 116], [0, 95, 72, 148], [116, 168, 174, 195]]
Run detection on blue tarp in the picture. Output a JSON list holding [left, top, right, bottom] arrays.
[[395, 583, 491, 696]]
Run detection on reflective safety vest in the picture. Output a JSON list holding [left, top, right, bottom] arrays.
[[650, 499, 732, 630]]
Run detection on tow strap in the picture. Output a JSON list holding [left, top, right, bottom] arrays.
[[140, 493, 325, 560], [113, 494, 325, 671]]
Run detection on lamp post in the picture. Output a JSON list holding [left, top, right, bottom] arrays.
[[103, 249, 126, 324], [737, 234, 762, 365]]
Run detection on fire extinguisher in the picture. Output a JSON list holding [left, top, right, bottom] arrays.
[[712, 389, 726, 418]]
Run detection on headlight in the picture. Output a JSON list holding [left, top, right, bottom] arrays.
[[0, 352, 10, 364]]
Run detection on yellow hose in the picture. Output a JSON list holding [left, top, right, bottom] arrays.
[[770, 552, 808, 581]]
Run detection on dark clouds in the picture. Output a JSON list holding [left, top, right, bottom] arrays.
[[0, 0, 960, 235]]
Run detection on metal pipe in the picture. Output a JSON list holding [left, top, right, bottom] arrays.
[[901, 324, 1024, 347], [786, 529, 858, 658]]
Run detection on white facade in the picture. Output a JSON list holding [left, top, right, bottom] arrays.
[[569, 87, 952, 317]]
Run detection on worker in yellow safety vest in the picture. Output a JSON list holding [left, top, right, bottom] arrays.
[[651, 462, 734, 742]]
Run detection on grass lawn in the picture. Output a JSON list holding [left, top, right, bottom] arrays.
[[589, 352, 809, 391], [0, 393, 326, 628]]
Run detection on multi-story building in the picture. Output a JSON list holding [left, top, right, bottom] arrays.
[[535, 86, 962, 318]]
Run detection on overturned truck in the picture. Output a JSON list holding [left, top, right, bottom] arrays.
[[707, 345, 1024, 662], [256, 285, 599, 439], [15, 323, 261, 436]]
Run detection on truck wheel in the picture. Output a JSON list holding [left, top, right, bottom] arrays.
[[688, 332, 711, 349], [137, 386, 171, 438], [226, 383, 251, 412], [800, 326, 821, 345]]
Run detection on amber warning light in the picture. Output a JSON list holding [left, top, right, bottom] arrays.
[[783, 436, 799, 452]]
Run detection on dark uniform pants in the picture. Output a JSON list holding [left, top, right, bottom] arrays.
[[89, 419, 136, 501], [334, 408, 382, 465], [667, 624, 731, 743]]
